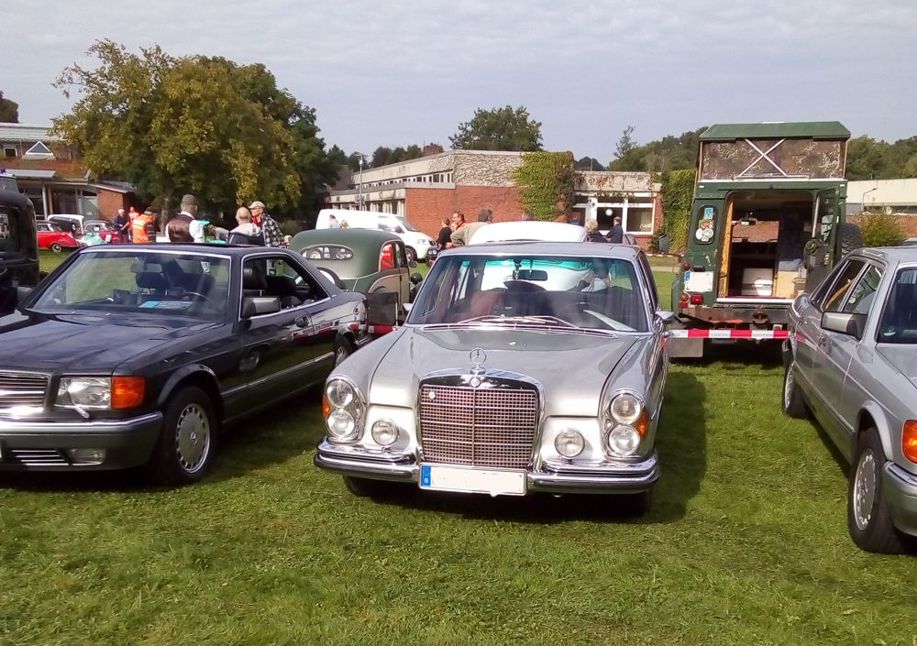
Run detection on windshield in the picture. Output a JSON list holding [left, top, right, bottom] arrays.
[[878, 267, 917, 344], [32, 251, 231, 321], [408, 254, 648, 332], [395, 216, 418, 232]]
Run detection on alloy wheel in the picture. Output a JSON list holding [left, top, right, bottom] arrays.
[[852, 449, 877, 531], [174, 403, 211, 474]]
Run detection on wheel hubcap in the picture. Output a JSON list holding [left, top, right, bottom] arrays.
[[174, 403, 211, 474], [853, 449, 877, 530]]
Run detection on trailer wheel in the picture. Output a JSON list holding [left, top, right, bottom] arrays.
[[838, 223, 864, 257]]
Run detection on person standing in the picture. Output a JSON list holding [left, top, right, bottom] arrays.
[[166, 194, 200, 243], [607, 215, 624, 244], [131, 207, 157, 244], [249, 200, 286, 248], [328, 214, 341, 229], [114, 208, 129, 243], [436, 217, 452, 251], [584, 219, 606, 242], [450, 208, 492, 246]]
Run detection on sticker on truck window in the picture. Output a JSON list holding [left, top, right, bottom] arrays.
[[695, 205, 717, 244]]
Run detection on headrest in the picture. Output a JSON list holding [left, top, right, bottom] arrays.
[[136, 271, 169, 290], [243, 266, 267, 290]]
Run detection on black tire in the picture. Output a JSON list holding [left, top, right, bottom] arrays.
[[334, 336, 355, 367], [782, 360, 808, 419], [146, 386, 217, 485], [343, 475, 389, 497], [405, 247, 417, 264], [847, 428, 906, 553], [50, 242, 63, 253], [838, 222, 864, 257]]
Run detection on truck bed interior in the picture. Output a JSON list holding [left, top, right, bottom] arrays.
[[720, 191, 814, 300]]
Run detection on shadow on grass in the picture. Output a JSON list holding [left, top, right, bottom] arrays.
[[675, 339, 784, 369], [0, 389, 325, 492], [358, 372, 707, 526]]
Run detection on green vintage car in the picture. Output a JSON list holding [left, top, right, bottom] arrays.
[[291, 228, 417, 321]]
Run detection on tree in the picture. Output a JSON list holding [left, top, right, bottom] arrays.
[[608, 127, 705, 172], [53, 40, 320, 219], [615, 125, 637, 159], [371, 146, 393, 168], [449, 105, 542, 152], [0, 91, 18, 123], [575, 156, 605, 171]]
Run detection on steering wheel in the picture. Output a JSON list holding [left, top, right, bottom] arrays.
[[184, 291, 219, 307]]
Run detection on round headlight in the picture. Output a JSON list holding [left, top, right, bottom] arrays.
[[326, 409, 357, 439], [326, 379, 355, 408], [606, 425, 640, 457], [554, 429, 585, 458], [610, 393, 642, 425], [371, 419, 400, 446]]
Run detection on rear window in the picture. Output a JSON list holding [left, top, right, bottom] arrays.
[[304, 245, 354, 261], [0, 206, 23, 256]]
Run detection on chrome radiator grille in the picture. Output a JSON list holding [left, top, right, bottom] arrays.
[[418, 384, 539, 469], [0, 372, 49, 409]]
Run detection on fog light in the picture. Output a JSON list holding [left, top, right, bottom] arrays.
[[554, 429, 585, 458], [371, 419, 400, 446], [66, 448, 106, 465], [606, 425, 640, 457], [327, 409, 356, 440]]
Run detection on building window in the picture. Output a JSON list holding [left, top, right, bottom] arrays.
[[24, 141, 54, 159], [625, 207, 654, 234], [3, 147, 16, 159]]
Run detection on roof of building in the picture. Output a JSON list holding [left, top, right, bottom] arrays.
[[700, 122, 850, 141], [0, 123, 60, 142], [7, 169, 57, 179]]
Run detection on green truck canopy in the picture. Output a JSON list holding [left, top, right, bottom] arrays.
[[700, 122, 850, 142]]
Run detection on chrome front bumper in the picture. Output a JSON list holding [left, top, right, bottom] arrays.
[[314, 441, 659, 494], [883, 463, 917, 537]]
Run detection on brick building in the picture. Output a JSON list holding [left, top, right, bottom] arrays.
[[0, 123, 135, 220], [329, 150, 663, 250]]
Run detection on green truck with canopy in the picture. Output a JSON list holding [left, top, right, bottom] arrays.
[[670, 121, 862, 357]]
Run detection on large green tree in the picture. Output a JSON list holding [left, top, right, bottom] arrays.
[[608, 127, 705, 172], [450, 105, 543, 151], [53, 40, 335, 219], [0, 91, 18, 123]]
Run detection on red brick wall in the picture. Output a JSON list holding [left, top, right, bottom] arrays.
[[404, 186, 523, 237], [97, 189, 129, 221]]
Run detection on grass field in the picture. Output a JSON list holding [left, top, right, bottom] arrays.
[[2, 349, 916, 644]]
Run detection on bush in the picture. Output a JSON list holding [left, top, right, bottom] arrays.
[[280, 219, 304, 236], [659, 169, 695, 254], [858, 210, 906, 247]]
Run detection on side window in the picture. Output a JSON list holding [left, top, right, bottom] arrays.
[[821, 260, 866, 313], [242, 256, 328, 313], [636, 252, 659, 311], [841, 265, 883, 315], [395, 242, 408, 268], [380, 243, 396, 270]]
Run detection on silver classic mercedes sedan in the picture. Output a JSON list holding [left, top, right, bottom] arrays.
[[314, 242, 671, 513]]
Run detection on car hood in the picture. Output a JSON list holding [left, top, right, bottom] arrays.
[[0, 311, 215, 373], [878, 345, 917, 389], [367, 327, 639, 416]]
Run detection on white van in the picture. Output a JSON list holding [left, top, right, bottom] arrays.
[[315, 209, 433, 263], [468, 221, 588, 244]]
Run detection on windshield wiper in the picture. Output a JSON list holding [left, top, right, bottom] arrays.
[[452, 314, 578, 328]]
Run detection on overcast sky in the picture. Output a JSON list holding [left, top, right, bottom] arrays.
[[3, 0, 915, 161]]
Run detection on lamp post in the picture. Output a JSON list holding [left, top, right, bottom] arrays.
[[355, 152, 367, 210]]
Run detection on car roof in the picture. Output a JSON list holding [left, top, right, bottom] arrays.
[[854, 247, 917, 265], [438, 240, 642, 259], [79, 243, 297, 258], [469, 221, 588, 244], [291, 228, 400, 246]]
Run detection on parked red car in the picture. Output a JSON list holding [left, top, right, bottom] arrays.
[[83, 220, 124, 244], [35, 221, 80, 253]]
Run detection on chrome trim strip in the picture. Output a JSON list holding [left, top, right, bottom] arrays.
[[0, 412, 162, 433], [222, 353, 333, 398]]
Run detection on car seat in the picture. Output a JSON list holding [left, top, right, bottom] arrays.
[[265, 275, 302, 308]]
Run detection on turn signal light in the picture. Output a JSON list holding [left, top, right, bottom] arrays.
[[689, 294, 704, 305], [322, 390, 331, 419], [678, 293, 689, 309], [111, 376, 146, 409], [681, 262, 692, 271], [635, 410, 650, 438], [904, 421, 917, 463]]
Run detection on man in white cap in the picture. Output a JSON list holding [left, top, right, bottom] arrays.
[[248, 200, 286, 248]]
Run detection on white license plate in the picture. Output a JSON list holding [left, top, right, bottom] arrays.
[[419, 464, 526, 496]]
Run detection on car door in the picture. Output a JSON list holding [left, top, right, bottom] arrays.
[[393, 240, 411, 306], [234, 254, 330, 411], [810, 259, 869, 443], [794, 260, 852, 385], [830, 263, 884, 445]]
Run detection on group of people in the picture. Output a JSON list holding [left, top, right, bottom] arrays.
[[111, 195, 288, 248]]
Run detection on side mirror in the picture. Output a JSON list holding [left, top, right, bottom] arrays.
[[241, 296, 282, 319], [16, 286, 33, 304], [656, 310, 676, 325], [821, 311, 866, 339], [410, 272, 423, 285], [408, 259, 418, 269]]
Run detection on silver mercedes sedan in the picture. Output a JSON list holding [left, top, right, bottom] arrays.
[[783, 247, 917, 553], [315, 242, 671, 514]]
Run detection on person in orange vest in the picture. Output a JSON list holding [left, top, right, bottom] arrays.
[[131, 208, 157, 244]]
